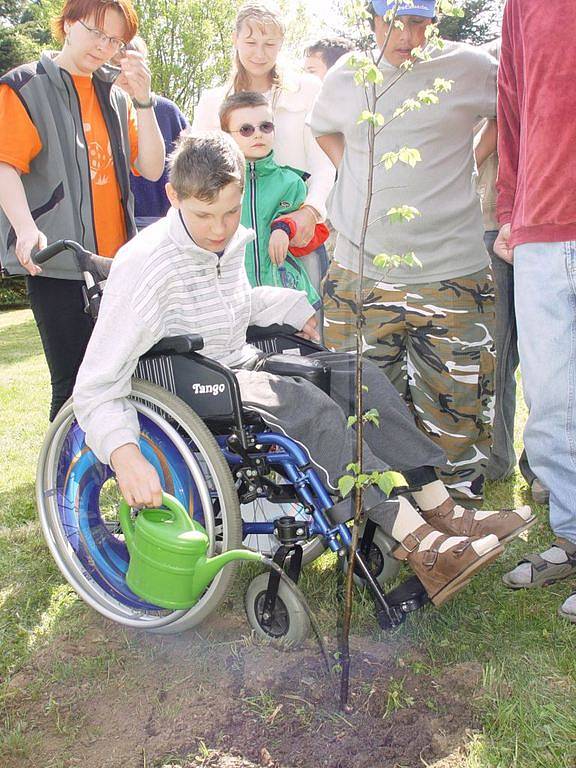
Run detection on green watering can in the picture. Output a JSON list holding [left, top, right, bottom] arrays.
[[119, 493, 262, 609]]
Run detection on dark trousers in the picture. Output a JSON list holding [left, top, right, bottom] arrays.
[[485, 230, 519, 479], [27, 276, 93, 421], [484, 231, 535, 485]]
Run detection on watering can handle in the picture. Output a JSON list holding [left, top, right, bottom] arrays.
[[160, 493, 192, 527], [118, 493, 191, 552], [118, 500, 135, 554]]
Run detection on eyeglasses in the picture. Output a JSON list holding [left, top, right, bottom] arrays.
[[229, 121, 275, 138], [77, 20, 126, 52]]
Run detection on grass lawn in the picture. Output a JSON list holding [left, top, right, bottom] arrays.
[[1, 308, 575, 767]]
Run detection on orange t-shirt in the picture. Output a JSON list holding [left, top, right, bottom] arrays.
[[0, 76, 138, 257]]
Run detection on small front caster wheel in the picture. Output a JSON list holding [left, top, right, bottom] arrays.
[[245, 573, 310, 647]]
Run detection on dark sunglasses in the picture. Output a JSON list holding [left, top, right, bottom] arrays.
[[230, 121, 275, 138]]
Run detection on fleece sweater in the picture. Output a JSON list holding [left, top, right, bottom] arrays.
[[73, 207, 314, 465], [497, 0, 576, 247], [309, 42, 497, 284]]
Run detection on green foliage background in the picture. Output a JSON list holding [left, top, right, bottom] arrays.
[[439, 0, 504, 44]]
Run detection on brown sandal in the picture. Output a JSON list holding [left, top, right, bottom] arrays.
[[421, 499, 536, 544], [393, 524, 504, 606]]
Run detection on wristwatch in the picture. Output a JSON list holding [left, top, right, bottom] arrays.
[[131, 94, 157, 110]]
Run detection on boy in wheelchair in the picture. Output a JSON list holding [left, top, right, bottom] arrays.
[[73, 131, 534, 607]]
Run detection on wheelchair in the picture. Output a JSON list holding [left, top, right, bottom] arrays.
[[35, 240, 428, 646]]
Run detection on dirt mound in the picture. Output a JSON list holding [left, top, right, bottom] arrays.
[[2, 613, 482, 768]]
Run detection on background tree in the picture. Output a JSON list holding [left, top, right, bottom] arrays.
[[439, 0, 503, 44], [0, 0, 60, 74], [134, 0, 236, 118]]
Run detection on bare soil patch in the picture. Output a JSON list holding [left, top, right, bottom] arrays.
[[3, 612, 483, 768]]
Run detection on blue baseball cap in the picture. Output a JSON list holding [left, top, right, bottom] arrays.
[[372, 0, 436, 18]]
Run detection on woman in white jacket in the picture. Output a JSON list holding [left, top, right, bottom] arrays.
[[192, 1, 335, 283]]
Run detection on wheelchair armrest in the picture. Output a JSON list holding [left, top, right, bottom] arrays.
[[144, 334, 204, 358], [254, 353, 331, 395], [246, 323, 298, 341], [247, 324, 327, 357]]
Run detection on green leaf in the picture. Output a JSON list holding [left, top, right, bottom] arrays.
[[417, 88, 440, 105], [380, 150, 399, 171], [433, 77, 453, 93], [386, 205, 421, 224], [362, 408, 380, 427], [373, 251, 422, 272], [338, 475, 355, 498], [373, 252, 399, 270], [346, 462, 360, 475], [376, 470, 408, 497], [357, 110, 385, 127], [401, 252, 423, 270], [398, 146, 421, 168], [347, 415, 358, 428]]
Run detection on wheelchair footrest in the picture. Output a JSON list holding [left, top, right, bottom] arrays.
[[385, 576, 430, 614], [371, 576, 429, 631]]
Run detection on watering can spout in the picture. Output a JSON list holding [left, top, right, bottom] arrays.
[[194, 548, 264, 594]]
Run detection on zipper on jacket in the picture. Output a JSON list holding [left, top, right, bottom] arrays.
[[216, 254, 222, 278], [63, 73, 98, 253], [248, 162, 262, 285]]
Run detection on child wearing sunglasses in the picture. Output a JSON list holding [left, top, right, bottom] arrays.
[[219, 92, 328, 309]]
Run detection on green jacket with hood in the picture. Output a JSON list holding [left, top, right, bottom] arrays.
[[242, 151, 321, 309]]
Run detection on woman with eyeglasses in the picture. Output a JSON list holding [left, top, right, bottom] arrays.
[[192, 1, 335, 293], [0, 0, 165, 421]]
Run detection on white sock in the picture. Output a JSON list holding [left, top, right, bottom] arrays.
[[391, 497, 428, 542], [418, 531, 498, 556], [412, 480, 450, 512]]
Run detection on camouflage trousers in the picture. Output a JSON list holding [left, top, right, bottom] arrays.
[[323, 261, 496, 501]]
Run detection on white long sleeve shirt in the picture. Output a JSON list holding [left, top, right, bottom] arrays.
[[73, 207, 314, 464]]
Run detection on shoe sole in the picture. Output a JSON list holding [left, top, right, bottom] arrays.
[[499, 515, 538, 546], [430, 543, 505, 607]]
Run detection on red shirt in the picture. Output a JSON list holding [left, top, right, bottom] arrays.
[[496, 0, 576, 248]]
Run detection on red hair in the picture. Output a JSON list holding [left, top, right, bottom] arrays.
[[53, 0, 138, 43]]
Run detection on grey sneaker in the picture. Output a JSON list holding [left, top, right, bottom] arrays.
[[531, 478, 550, 506], [558, 592, 576, 623]]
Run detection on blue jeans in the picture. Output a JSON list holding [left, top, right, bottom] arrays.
[[514, 241, 576, 543]]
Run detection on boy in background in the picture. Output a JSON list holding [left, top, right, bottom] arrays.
[[220, 92, 328, 310], [303, 37, 354, 80]]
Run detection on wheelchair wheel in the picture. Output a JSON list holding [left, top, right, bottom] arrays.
[[245, 573, 310, 647], [36, 380, 241, 634], [342, 525, 400, 588], [241, 496, 326, 566]]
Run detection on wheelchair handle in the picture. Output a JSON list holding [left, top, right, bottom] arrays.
[[33, 239, 112, 282], [33, 239, 92, 265]]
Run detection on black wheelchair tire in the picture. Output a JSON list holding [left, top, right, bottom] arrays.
[[245, 573, 310, 647]]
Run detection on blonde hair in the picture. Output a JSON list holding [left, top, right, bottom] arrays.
[[230, 2, 285, 95]]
